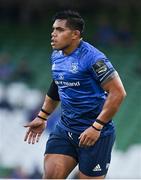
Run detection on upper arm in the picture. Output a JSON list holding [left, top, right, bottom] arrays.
[[87, 51, 116, 85], [47, 80, 60, 101], [101, 73, 126, 97]]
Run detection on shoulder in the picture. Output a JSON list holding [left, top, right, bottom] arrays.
[[79, 41, 106, 61], [78, 41, 107, 68], [51, 50, 62, 60]]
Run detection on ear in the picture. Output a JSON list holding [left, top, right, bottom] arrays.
[[72, 30, 81, 39]]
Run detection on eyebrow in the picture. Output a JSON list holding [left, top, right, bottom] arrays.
[[52, 26, 65, 31]]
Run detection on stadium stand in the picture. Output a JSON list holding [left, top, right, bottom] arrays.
[[1, 25, 141, 150], [0, 24, 141, 178]]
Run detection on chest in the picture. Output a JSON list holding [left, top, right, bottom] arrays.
[[52, 56, 89, 81]]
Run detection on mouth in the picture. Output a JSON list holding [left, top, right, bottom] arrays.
[[51, 39, 56, 46], [51, 41, 55, 46]]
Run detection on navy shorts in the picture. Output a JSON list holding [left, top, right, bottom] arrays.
[[45, 125, 115, 177]]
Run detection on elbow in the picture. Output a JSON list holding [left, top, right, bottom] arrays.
[[122, 88, 127, 99], [118, 88, 127, 102]]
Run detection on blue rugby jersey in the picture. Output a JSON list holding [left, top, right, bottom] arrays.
[[51, 40, 116, 136]]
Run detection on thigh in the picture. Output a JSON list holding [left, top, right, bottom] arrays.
[[78, 133, 115, 178], [43, 126, 78, 179], [45, 125, 78, 161], [43, 154, 77, 179]]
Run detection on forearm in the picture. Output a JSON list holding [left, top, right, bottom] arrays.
[[93, 75, 126, 129], [93, 92, 125, 130], [97, 92, 125, 122], [38, 95, 60, 119]]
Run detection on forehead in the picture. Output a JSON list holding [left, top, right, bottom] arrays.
[[52, 19, 68, 28]]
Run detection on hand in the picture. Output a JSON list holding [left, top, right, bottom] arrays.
[[24, 117, 46, 144], [79, 126, 101, 147]]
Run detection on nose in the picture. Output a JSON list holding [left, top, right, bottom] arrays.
[[51, 30, 57, 37]]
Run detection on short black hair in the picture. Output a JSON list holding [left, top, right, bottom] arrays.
[[52, 10, 85, 36]]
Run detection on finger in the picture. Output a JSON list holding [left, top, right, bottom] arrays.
[[82, 137, 90, 147], [31, 133, 37, 144], [79, 135, 86, 147], [24, 122, 32, 128], [24, 128, 31, 141], [78, 133, 83, 139], [91, 139, 98, 145], [36, 133, 42, 143], [28, 132, 34, 144], [85, 140, 94, 147], [80, 137, 92, 148], [24, 125, 29, 128], [89, 141, 95, 146], [88, 138, 98, 146]]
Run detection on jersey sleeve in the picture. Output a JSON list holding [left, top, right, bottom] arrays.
[[88, 51, 117, 84]]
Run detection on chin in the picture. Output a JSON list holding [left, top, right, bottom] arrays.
[[52, 45, 57, 50], [52, 47, 59, 50], [52, 44, 68, 51], [53, 46, 63, 51]]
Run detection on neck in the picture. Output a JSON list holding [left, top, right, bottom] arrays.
[[63, 39, 81, 55]]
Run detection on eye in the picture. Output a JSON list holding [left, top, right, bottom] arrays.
[[52, 27, 64, 33], [57, 27, 65, 32]]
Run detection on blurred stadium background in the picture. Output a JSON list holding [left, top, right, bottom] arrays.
[[0, 0, 141, 178]]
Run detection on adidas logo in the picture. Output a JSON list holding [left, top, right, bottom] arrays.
[[92, 164, 102, 172]]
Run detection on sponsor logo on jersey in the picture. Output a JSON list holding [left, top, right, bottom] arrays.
[[55, 80, 80, 87]]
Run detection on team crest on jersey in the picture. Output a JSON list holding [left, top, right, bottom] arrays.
[[70, 63, 78, 73]]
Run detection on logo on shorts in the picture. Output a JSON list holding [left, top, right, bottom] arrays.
[[92, 164, 102, 172], [68, 132, 73, 140]]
